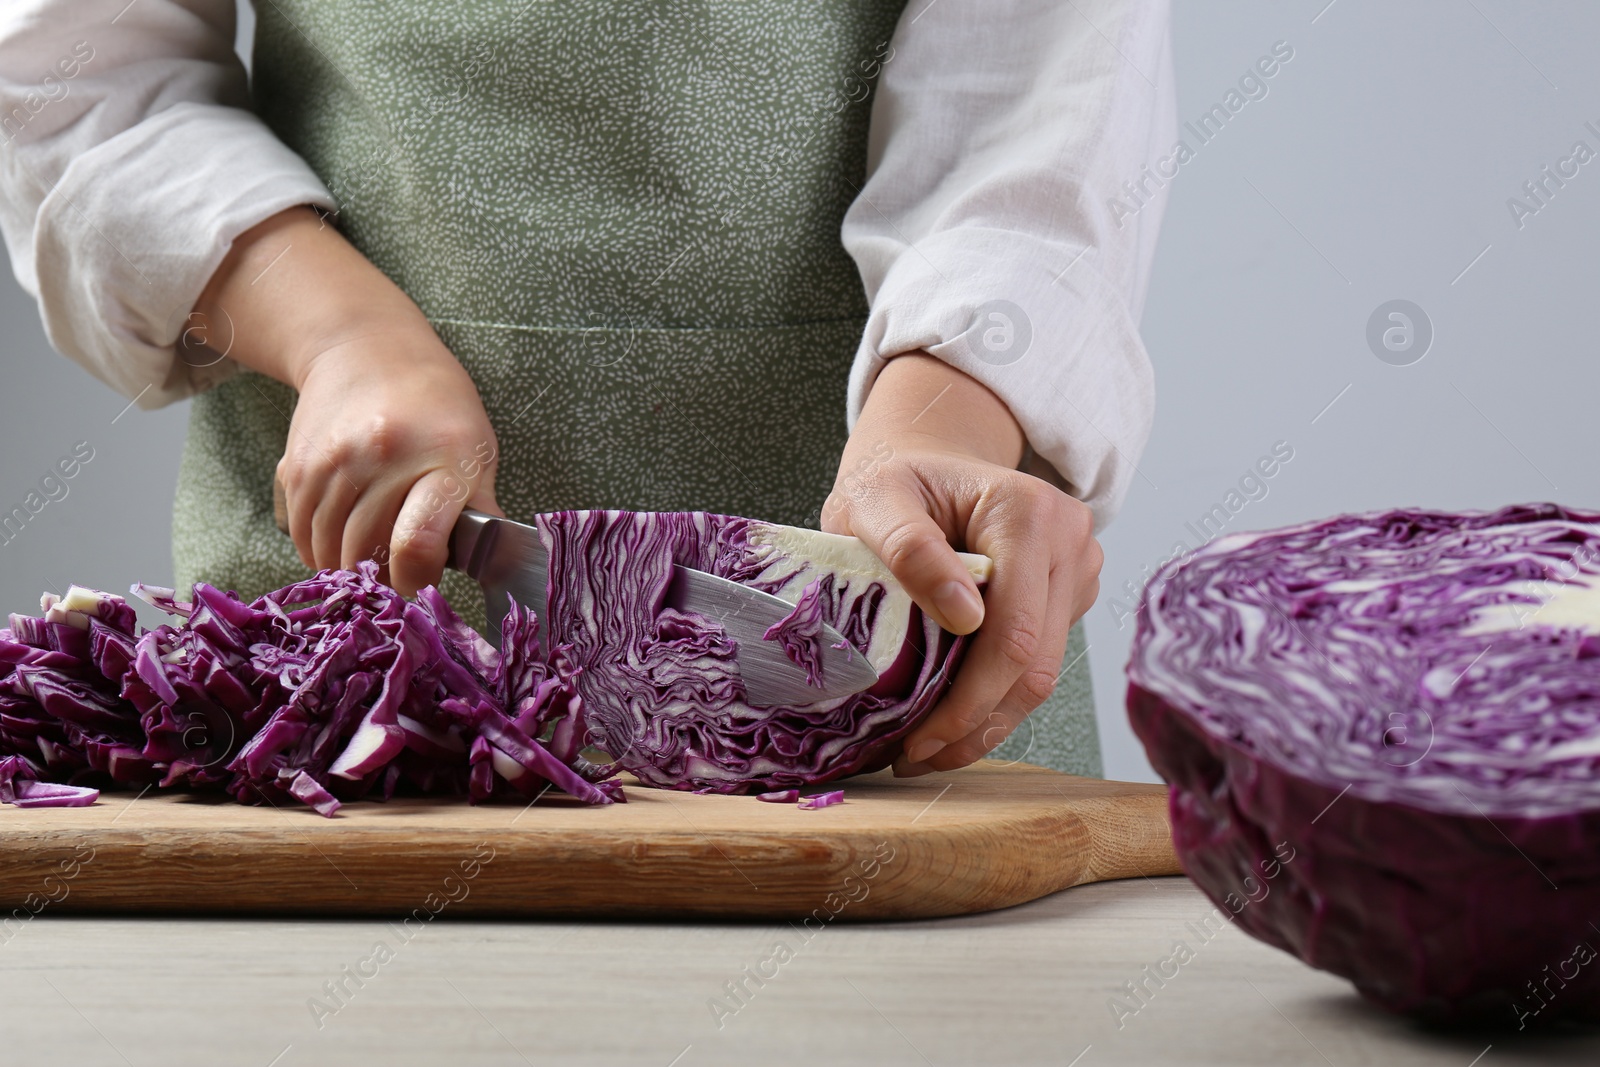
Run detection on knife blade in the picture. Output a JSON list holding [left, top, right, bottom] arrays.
[[272, 479, 879, 705], [447, 509, 880, 707]]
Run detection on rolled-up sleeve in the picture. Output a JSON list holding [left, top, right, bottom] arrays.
[[0, 0, 335, 408], [843, 0, 1176, 531]]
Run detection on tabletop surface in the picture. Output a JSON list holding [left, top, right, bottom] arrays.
[[3, 876, 1593, 1066]]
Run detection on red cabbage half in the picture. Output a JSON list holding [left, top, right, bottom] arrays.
[[531, 510, 990, 793], [1128, 503, 1600, 1025]]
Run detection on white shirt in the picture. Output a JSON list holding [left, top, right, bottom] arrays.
[[0, 0, 1173, 530]]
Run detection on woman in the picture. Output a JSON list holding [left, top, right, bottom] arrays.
[[0, 0, 1172, 779]]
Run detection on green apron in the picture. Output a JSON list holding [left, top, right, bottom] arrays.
[[172, 0, 1101, 778]]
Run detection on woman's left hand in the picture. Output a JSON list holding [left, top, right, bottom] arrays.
[[821, 353, 1103, 776]]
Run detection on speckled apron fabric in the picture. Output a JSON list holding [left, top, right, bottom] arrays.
[[172, 0, 1101, 777]]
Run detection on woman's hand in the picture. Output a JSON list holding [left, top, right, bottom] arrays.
[[823, 354, 1102, 775], [185, 206, 500, 594]]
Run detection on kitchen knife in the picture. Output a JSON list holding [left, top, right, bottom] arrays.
[[272, 478, 879, 706], [448, 509, 880, 707]]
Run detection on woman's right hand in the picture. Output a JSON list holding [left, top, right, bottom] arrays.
[[279, 329, 500, 595], [184, 206, 500, 595]]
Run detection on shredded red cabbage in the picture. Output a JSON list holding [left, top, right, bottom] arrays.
[[0, 755, 98, 808], [0, 584, 146, 796], [756, 789, 799, 803], [0, 565, 614, 817], [762, 579, 832, 688], [798, 789, 845, 809]]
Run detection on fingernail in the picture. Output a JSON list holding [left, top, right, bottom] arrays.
[[906, 738, 946, 764], [934, 581, 983, 632]]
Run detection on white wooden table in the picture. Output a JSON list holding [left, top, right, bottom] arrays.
[[1, 877, 1589, 1065]]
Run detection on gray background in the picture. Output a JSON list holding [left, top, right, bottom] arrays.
[[1, 1, 1595, 782]]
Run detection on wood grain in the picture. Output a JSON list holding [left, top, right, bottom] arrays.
[[0, 761, 1178, 920]]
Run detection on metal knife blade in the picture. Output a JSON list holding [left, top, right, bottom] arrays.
[[448, 509, 879, 707]]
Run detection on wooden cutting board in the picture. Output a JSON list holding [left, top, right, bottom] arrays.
[[0, 761, 1179, 920]]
